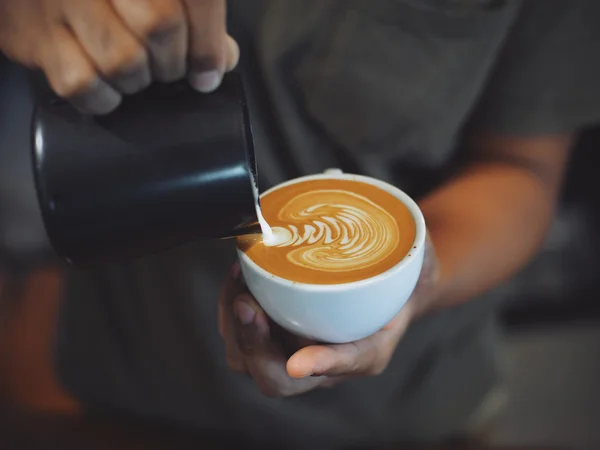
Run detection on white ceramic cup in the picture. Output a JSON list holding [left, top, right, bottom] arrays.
[[237, 169, 426, 344]]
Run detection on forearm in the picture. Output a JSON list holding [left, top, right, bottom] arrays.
[[419, 160, 561, 313]]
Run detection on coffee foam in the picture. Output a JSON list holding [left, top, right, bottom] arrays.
[[240, 179, 416, 285], [264, 190, 399, 274], [256, 205, 276, 244], [250, 171, 275, 244]]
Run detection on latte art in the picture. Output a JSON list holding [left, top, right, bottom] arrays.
[[267, 190, 399, 273], [239, 178, 416, 285]]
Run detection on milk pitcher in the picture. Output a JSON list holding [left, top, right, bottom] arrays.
[[32, 72, 261, 266]]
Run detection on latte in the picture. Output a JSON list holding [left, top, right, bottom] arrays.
[[238, 178, 416, 284]]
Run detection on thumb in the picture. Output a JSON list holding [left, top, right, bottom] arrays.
[[233, 294, 271, 354]]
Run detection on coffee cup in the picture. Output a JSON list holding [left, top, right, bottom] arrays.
[[237, 169, 426, 344]]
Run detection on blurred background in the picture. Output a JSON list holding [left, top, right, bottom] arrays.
[[1, 2, 600, 449]]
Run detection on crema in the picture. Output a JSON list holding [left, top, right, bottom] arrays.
[[238, 179, 416, 284]]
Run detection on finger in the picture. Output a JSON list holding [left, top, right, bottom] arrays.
[[110, 0, 187, 82], [217, 262, 242, 337], [287, 343, 366, 379], [233, 294, 271, 355], [65, 0, 151, 94], [40, 27, 121, 115], [218, 263, 248, 372], [292, 306, 413, 378], [220, 299, 248, 374], [320, 377, 349, 389], [234, 295, 291, 396], [224, 34, 240, 72], [286, 305, 412, 379], [233, 295, 325, 397], [225, 330, 247, 374], [268, 321, 317, 358], [180, 0, 238, 93], [287, 327, 402, 378]]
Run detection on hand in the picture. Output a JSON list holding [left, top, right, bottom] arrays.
[[0, 0, 239, 114], [218, 234, 439, 397]]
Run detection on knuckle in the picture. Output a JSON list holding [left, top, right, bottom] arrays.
[[139, 2, 184, 42]]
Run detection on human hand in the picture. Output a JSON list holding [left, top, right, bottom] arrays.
[[0, 0, 239, 114], [218, 234, 439, 397]]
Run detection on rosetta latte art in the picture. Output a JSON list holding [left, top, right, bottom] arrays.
[[240, 178, 416, 284], [267, 190, 400, 272]]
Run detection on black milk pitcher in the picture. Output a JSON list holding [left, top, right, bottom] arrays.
[[32, 72, 261, 266]]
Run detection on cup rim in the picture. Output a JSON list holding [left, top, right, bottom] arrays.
[[237, 170, 427, 292]]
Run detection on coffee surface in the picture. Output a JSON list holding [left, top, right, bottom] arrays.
[[239, 179, 416, 284]]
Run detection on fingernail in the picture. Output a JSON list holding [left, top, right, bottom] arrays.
[[188, 70, 222, 93], [71, 78, 122, 116], [234, 300, 255, 326]]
